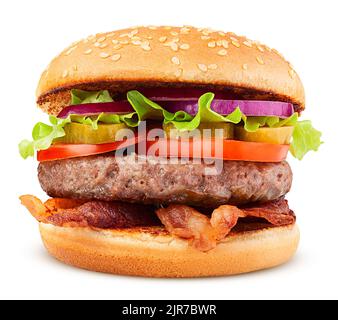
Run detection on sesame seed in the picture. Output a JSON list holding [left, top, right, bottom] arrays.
[[112, 39, 120, 44], [119, 33, 129, 38], [87, 35, 95, 41], [289, 69, 296, 79], [131, 36, 141, 41], [111, 54, 121, 61], [172, 37, 179, 43], [171, 43, 178, 51], [257, 45, 265, 52], [132, 40, 142, 45], [201, 35, 211, 40], [164, 26, 172, 30], [141, 42, 151, 51], [180, 27, 190, 34], [180, 43, 190, 50], [99, 43, 108, 48], [174, 68, 183, 77], [94, 42, 101, 47], [159, 36, 167, 43], [272, 48, 284, 58], [99, 52, 110, 58], [218, 32, 225, 36], [62, 70, 68, 78], [97, 36, 106, 43], [147, 36, 153, 40], [230, 36, 239, 42], [208, 64, 217, 70], [164, 42, 178, 51], [73, 65, 78, 71], [197, 63, 208, 72], [231, 40, 240, 48], [131, 29, 139, 36], [113, 44, 122, 50], [148, 26, 157, 30], [216, 40, 222, 46], [171, 56, 180, 65], [120, 40, 129, 45], [208, 41, 216, 48], [205, 28, 215, 33], [170, 31, 178, 36], [242, 64, 248, 70], [65, 46, 77, 56], [217, 49, 227, 56], [243, 40, 253, 48], [256, 56, 264, 64], [221, 40, 229, 48], [84, 49, 93, 55]]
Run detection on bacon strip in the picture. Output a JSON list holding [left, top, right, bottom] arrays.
[[21, 195, 295, 252], [241, 199, 295, 225], [47, 201, 159, 228], [156, 205, 217, 251], [20, 195, 159, 228], [156, 199, 295, 252], [20, 195, 51, 222]]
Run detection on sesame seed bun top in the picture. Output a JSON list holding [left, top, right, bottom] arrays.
[[36, 26, 305, 113]]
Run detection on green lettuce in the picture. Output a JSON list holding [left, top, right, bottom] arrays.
[[19, 90, 322, 160], [19, 116, 71, 159], [290, 120, 322, 160], [125, 90, 193, 127], [70, 113, 121, 130], [71, 89, 113, 104]]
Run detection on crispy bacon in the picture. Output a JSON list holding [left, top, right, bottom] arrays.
[[20, 195, 159, 228], [156, 199, 295, 252], [48, 201, 159, 228], [240, 198, 296, 225], [156, 205, 217, 251], [20, 195, 51, 222], [210, 205, 246, 241], [21, 195, 295, 252], [156, 205, 246, 251]]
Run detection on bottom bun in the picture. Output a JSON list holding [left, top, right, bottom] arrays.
[[39, 223, 300, 278]]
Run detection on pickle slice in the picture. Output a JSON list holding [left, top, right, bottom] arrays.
[[163, 122, 234, 139], [56, 122, 130, 144], [235, 126, 294, 144]]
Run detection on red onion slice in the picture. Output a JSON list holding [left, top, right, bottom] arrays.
[[58, 101, 134, 118], [58, 97, 294, 119], [157, 99, 294, 118]]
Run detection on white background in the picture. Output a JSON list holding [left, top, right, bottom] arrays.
[[0, 0, 337, 300]]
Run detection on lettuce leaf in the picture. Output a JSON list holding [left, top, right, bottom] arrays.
[[71, 89, 113, 104], [18, 116, 71, 159], [126, 90, 193, 127], [290, 120, 322, 160], [70, 113, 121, 130]]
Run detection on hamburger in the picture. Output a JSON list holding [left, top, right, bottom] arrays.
[[19, 26, 322, 277]]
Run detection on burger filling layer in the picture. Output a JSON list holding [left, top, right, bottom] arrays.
[[19, 88, 321, 251]]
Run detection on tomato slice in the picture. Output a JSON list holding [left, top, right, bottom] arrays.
[[37, 135, 142, 162], [38, 136, 289, 163], [145, 138, 289, 162]]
